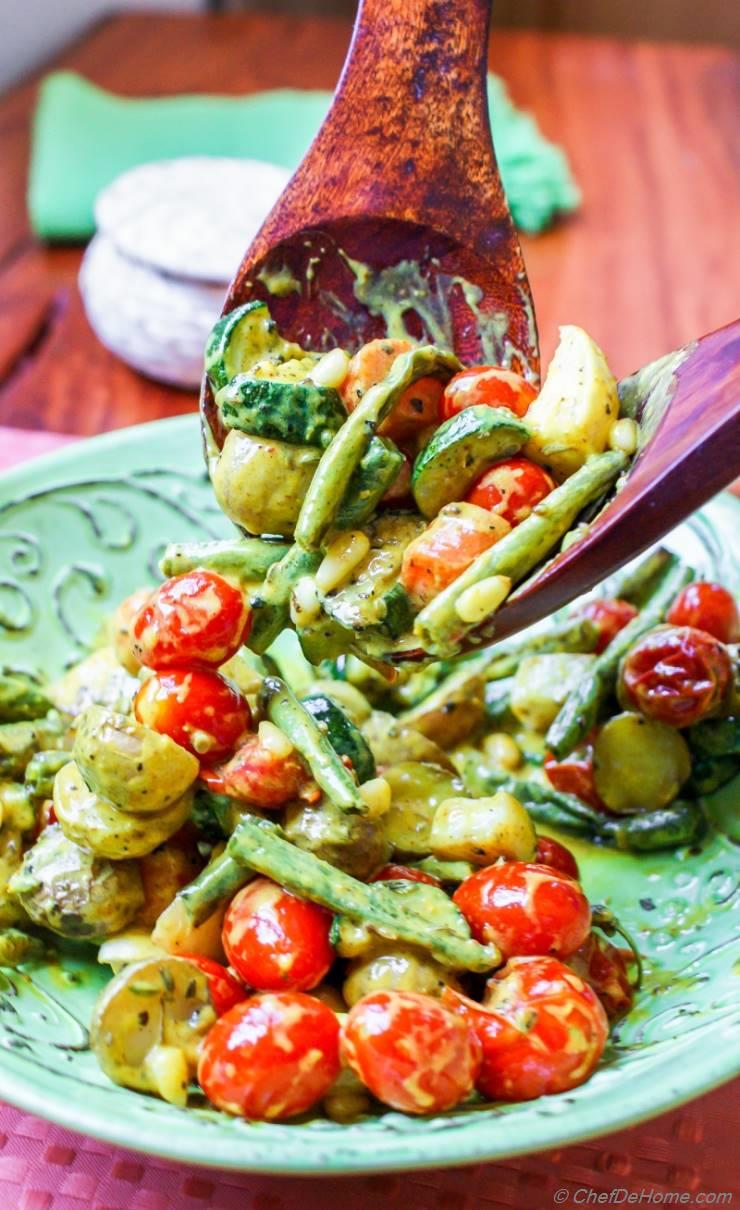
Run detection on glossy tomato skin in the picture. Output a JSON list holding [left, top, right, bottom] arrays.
[[132, 571, 250, 670], [222, 878, 334, 992], [133, 668, 251, 763], [667, 581, 740, 644], [567, 933, 634, 1021], [442, 366, 537, 421], [342, 338, 443, 445], [443, 955, 608, 1102], [544, 748, 605, 812], [453, 862, 591, 959], [579, 598, 639, 654], [465, 457, 555, 528], [534, 836, 580, 881], [198, 992, 341, 1120], [179, 954, 247, 1015], [202, 733, 310, 808], [369, 863, 441, 887], [341, 990, 481, 1114], [619, 624, 732, 727]]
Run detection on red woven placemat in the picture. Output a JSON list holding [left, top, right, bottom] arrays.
[[1, 428, 738, 1207]]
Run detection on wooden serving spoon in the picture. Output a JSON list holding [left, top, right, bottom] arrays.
[[202, 0, 538, 450], [489, 319, 740, 642]]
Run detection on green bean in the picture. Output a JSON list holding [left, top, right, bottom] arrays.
[[227, 815, 499, 972], [482, 618, 601, 680], [178, 851, 254, 926], [483, 677, 515, 725], [0, 713, 67, 779], [599, 547, 675, 607], [248, 545, 322, 653], [599, 801, 707, 851], [258, 676, 366, 814], [24, 751, 70, 801], [688, 717, 740, 758], [0, 928, 46, 968], [546, 557, 693, 758], [160, 537, 290, 584], [414, 451, 628, 657], [0, 670, 52, 723], [334, 437, 404, 531], [687, 756, 738, 796], [411, 856, 476, 884], [295, 347, 461, 551]]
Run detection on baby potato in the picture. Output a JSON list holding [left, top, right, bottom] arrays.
[[54, 760, 193, 860], [343, 945, 462, 1007], [524, 325, 620, 481], [430, 791, 537, 865], [361, 711, 457, 773], [74, 706, 198, 814], [48, 646, 139, 719], [381, 762, 463, 856], [283, 795, 390, 880], [593, 712, 692, 813], [151, 896, 227, 962], [212, 430, 320, 537], [0, 827, 28, 928], [138, 841, 203, 928], [510, 653, 596, 733], [9, 823, 144, 939]]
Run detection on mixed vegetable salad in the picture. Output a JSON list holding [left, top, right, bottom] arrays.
[[0, 311, 738, 1125]]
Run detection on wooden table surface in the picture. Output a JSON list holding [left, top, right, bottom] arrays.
[[0, 12, 737, 437]]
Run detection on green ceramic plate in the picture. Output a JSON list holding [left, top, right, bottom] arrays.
[[0, 414, 738, 1174]]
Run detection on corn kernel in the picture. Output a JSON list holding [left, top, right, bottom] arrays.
[[608, 417, 640, 455], [258, 720, 294, 759], [315, 531, 371, 594], [359, 775, 392, 818], [309, 347, 351, 389], [483, 731, 522, 771], [454, 575, 512, 624], [144, 1044, 189, 1107]]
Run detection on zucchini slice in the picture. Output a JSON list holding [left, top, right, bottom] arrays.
[[216, 374, 346, 448], [335, 437, 404, 530], [412, 405, 529, 518], [322, 513, 424, 634], [301, 693, 377, 783], [205, 300, 304, 393]]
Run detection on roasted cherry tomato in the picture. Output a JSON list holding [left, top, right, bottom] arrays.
[[544, 747, 605, 811], [369, 863, 441, 887], [179, 954, 247, 1016], [579, 597, 639, 653], [133, 668, 251, 763], [465, 457, 555, 528], [342, 338, 443, 445], [619, 624, 732, 728], [453, 861, 591, 959], [441, 366, 537, 421], [198, 992, 340, 1120], [567, 933, 635, 1021], [667, 581, 740, 644], [443, 955, 608, 1102], [341, 989, 481, 1114], [222, 878, 334, 992], [132, 571, 250, 670], [400, 506, 509, 608], [201, 732, 311, 809], [534, 836, 580, 880]]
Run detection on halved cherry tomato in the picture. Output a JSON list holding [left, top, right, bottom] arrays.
[[198, 992, 340, 1120], [465, 457, 555, 528], [341, 989, 481, 1114], [443, 955, 608, 1102], [180, 954, 247, 1016], [534, 836, 580, 881], [369, 863, 441, 887], [399, 505, 510, 608], [202, 732, 311, 808], [132, 571, 250, 670], [342, 338, 443, 445], [567, 933, 634, 1021], [619, 624, 732, 728], [667, 581, 740, 644], [544, 747, 605, 812], [222, 878, 334, 992], [441, 366, 537, 421], [579, 597, 639, 653], [453, 861, 591, 959], [133, 668, 251, 763]]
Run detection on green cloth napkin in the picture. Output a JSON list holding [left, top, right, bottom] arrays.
[[28, 70, 579, 241]]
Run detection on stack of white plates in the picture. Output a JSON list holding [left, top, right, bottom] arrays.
[[79, 157, 290, 388]]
